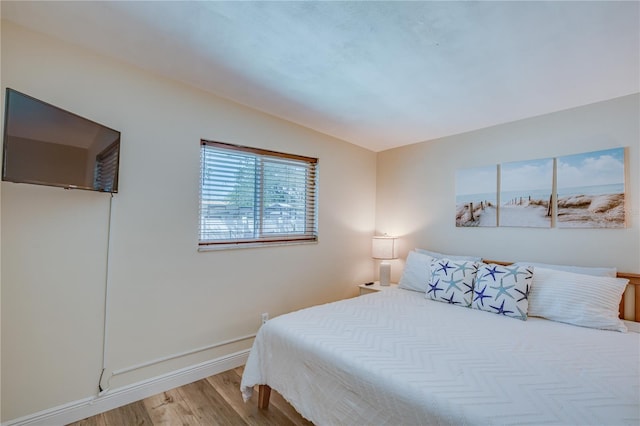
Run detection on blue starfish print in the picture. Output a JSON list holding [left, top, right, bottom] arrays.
[[490, 278, 515, 301], [515, 306, 527, 321], [484, 265, 506, 281], [490, 299, 514, 316], [454, 262, 475, 277], [463, 281, 474, 295], [443, 276, 463, 292], [473, 284, 491, 307], [442, 293, 460, 305], [474, 272, 492, 288], [514, 283, 530, 302], [427, 279, 444, 299], [503, 265, 529, 282], [437, 260, 455, 276]]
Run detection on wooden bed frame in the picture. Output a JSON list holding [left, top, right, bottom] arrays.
[[255, 262, 640, 410], [618, 272, 640, 320]]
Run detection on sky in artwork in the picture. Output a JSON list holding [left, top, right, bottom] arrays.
[[557, 147, 624, 189], [500, 158, 553, 192], [455, 165, 496, 196]]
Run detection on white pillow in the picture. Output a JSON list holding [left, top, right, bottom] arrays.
[[426, 258, 478, 307], [514, 261, 616, 278], [528, 267, 628, 332], [398, 251, 433, 292], [415, 248, 482, 262], [472, 263, 534, 321]]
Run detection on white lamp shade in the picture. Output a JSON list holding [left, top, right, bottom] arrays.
[[372, 236, 398, 260]]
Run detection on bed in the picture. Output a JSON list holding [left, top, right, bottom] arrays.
[[241, 256, 640, 425]]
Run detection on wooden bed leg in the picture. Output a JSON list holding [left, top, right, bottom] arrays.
[[258, 385, 271, 409]]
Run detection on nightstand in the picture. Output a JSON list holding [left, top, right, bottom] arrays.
[[358, 282, 398, 296]]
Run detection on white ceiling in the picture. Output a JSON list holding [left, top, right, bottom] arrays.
[[2, 1, 639, 152]]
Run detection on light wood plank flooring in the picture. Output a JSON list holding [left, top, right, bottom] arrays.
[[68, 367, 312, 426]]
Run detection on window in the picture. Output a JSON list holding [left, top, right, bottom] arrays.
[[199, 140, 318, 249]]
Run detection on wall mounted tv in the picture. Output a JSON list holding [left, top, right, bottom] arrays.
[[2, 88, 120, 193]]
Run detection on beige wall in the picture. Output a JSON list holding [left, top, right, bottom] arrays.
[[0, 21, 377, 421], [377, 94, 640, 281]]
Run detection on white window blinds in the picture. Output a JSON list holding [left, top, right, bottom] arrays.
[[199, 140, 318, 248]]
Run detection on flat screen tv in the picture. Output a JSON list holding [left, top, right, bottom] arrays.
[[2, 88, 120, 193]]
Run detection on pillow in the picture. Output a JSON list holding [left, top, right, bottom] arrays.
[[398, 251, 434, 293], [513, 261, 616, 278], [528, 267, 628, 332], [426, 258, 478, 307], [415, 248, 482, 262], [472, 263, 534, 321]]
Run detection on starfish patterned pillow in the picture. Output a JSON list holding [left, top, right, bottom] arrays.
[[472, 263, 534, 320], [426, 258, 479, 307]]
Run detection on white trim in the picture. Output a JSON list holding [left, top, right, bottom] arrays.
[[111, 333, 256, 377], [198, 239, 318, 252], [2, 350, 250, 426]]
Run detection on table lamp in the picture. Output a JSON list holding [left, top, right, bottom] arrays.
[[372, 235, 398, 286]]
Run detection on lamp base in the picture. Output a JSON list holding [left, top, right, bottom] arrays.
[[379, 262, 391, 286]]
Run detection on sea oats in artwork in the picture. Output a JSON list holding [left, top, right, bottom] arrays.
[[556, 148, 625, 228]]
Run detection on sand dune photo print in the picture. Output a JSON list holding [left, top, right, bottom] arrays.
[[556, 148, 626, 228], [455, 165, 497, 227], [499, 158, 554, 228]]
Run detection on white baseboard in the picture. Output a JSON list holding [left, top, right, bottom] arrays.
[[3, 349, 250, 426]]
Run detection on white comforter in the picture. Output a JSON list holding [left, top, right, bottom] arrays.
[[241, 288, 640, 425]]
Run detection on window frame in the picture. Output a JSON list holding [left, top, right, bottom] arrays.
[[199, 140, 318, 250]]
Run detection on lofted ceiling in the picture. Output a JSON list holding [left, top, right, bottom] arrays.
[[2, 1, 639, 152]]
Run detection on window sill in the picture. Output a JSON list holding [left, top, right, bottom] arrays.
[[198, 239, 318, 252]]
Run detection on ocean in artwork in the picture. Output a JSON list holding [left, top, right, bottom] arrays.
[[557, 183, 624, 197]]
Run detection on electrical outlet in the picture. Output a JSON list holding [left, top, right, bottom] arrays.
[[261, 312, 269, 324]]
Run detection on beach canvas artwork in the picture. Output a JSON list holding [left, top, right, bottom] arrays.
[[499, 158, 553, 228], [455, 165, 497, 227], [556, 148, 625, 228]]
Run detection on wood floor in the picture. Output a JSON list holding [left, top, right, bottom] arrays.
[[68, 367, 312, 426]]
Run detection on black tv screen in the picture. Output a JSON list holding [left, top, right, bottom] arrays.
[[2, 88, 120, 192]]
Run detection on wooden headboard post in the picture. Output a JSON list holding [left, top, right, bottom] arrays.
[[618, 273, 640, 321]]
